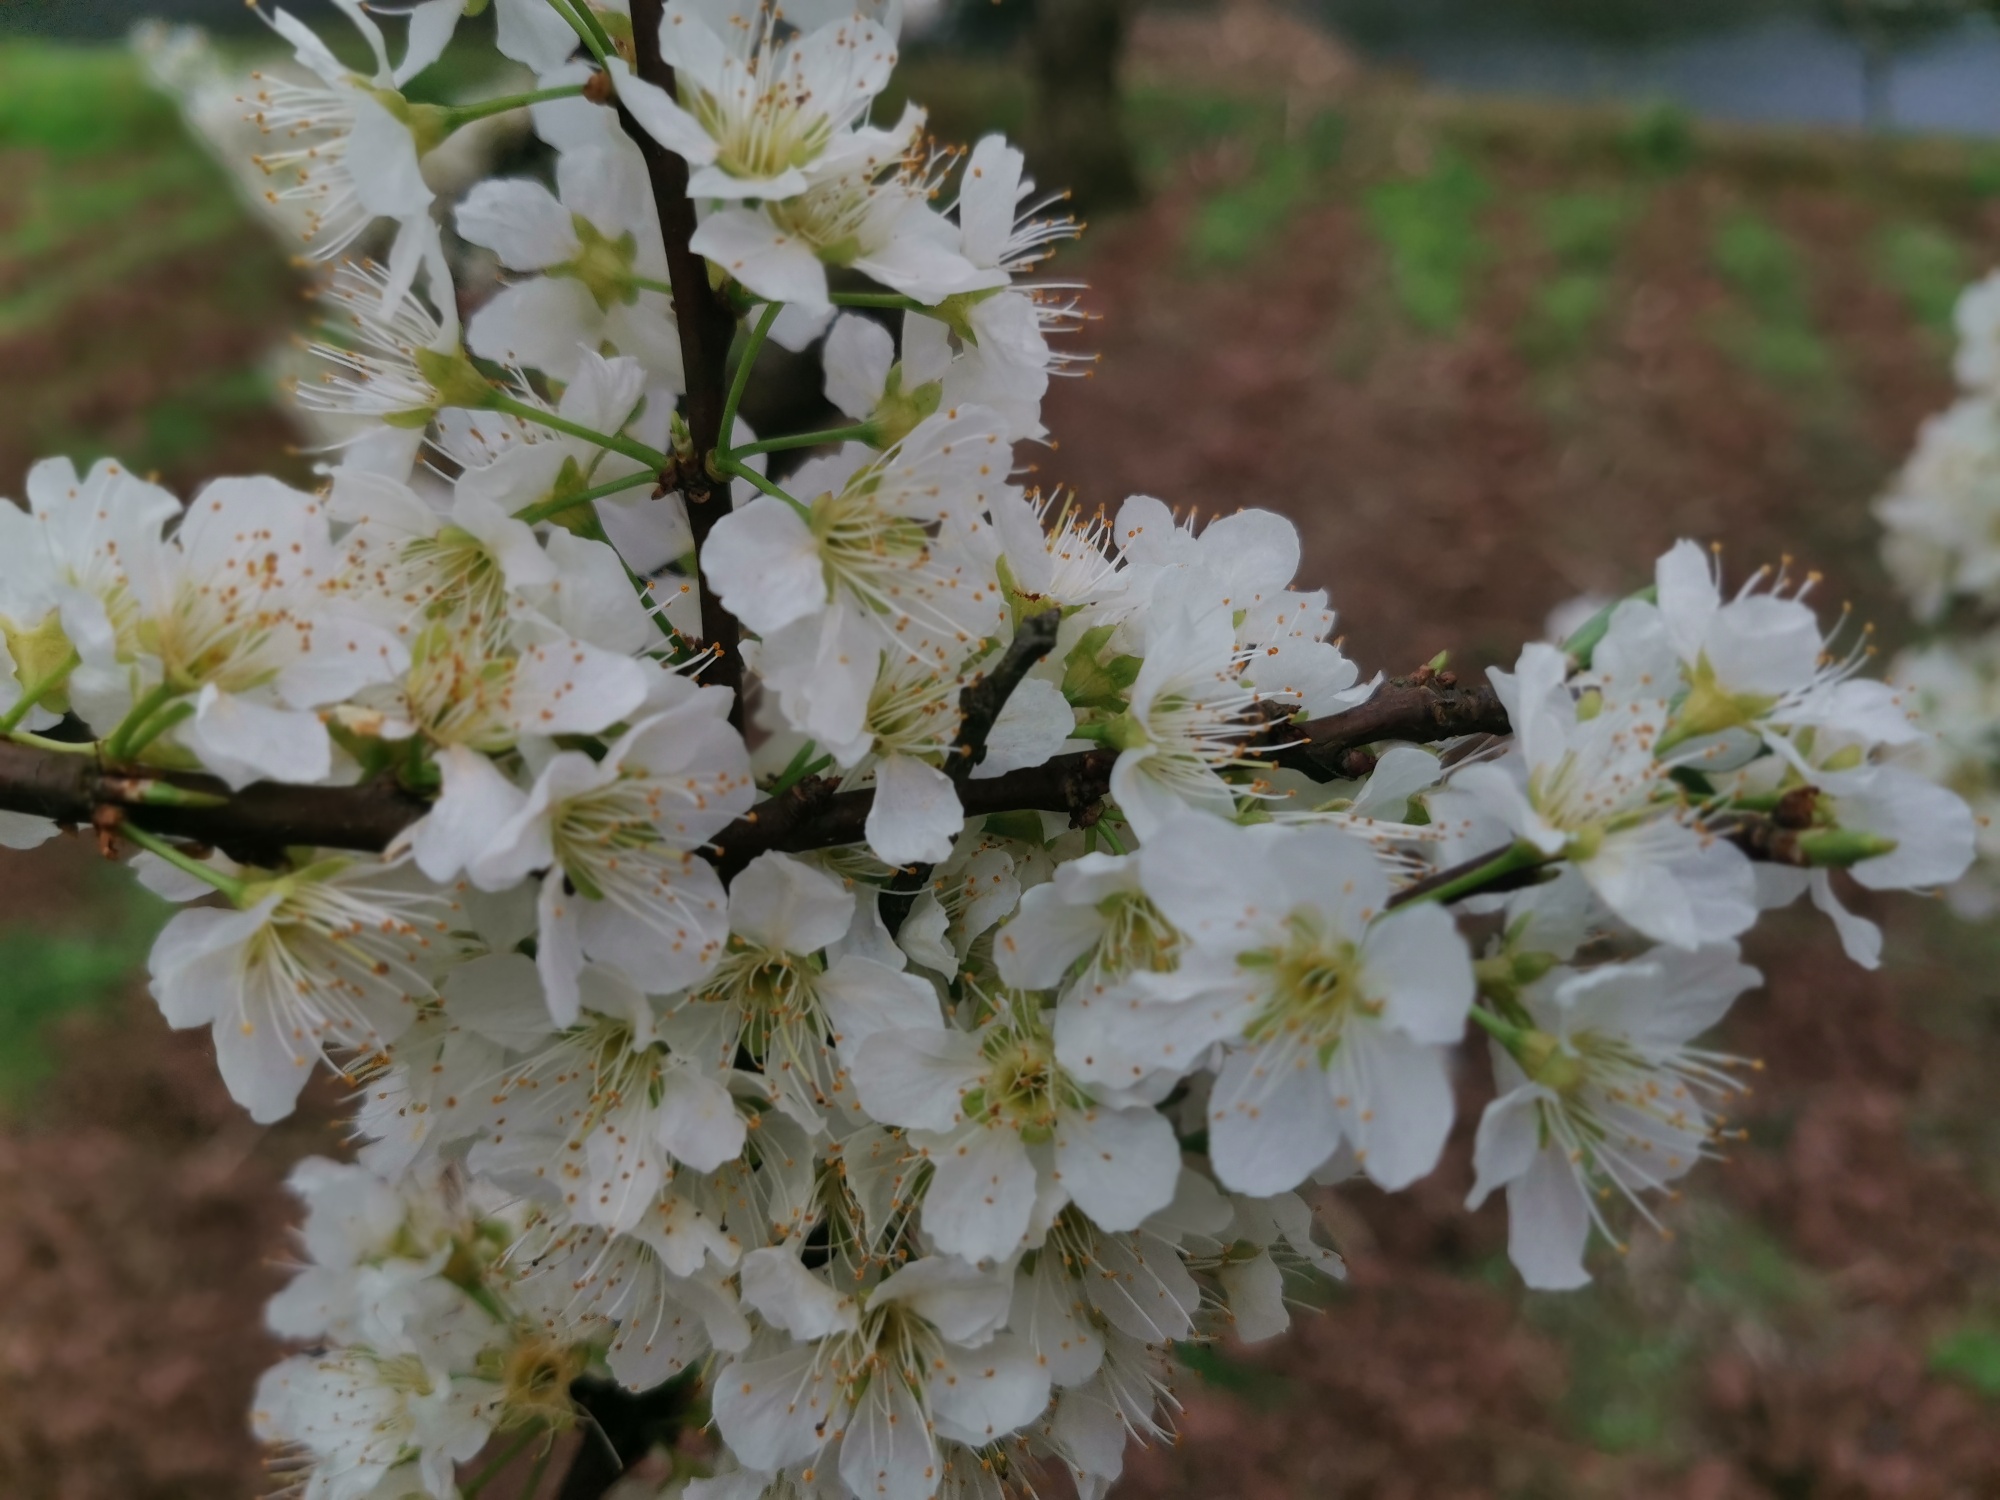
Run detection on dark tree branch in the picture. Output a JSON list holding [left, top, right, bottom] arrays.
[[555, 1371, 701, 1500], [1256, 675, 1512, 780], [0, 677, 1514, 870], [883, 608, 1063, 934], [946, 609, 1063, 784], [0, 741, 425, 865], [612, 0, 746, 722]]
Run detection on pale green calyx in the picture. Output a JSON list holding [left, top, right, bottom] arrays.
[[554, 216, 642, 311], [868, 364, 943, 451], [1657, 654, 1777, 753]]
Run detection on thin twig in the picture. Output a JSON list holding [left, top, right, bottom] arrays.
[[882, 609, 1065, 933], [610, 0, 746, 722]]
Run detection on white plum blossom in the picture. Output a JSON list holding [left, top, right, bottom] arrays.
[[243, 0, 449, 283], [439, 682, 754, 1021], [145, 854, 456, 1122], [1449, 641, 1759, 951], [712, 1254, 1050, 1500], [1060, 816, 1474, 1195], [667, 850, 941, 1127], [850, 991, 1182, 1263], [254, 1346, 494, 1500], [1468, 946, 1760, 1289], [458, 141, 686, 385], [617, 0, 901, 201]]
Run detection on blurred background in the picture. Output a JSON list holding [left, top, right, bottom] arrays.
[[6, 0, 2000, 1495]]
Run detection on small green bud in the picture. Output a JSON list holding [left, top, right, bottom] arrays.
[[869, 364, 943, 450], [1796, 828, 1898, 867]]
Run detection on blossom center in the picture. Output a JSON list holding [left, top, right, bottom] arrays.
[[1243, 916, 1373, 1060]]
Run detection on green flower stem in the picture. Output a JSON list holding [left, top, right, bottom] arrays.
[[119, 701, 195, 760], [514, 467, 659, 525], [1467, 1004, 1530, 1049], [0, 648, 79, 734], [444, 84, 589, 129], [117, 823, 249, 905], [486, 391, 668, 469], [542, 0, 610, 63], [1394, 839, 1551, 908], [765, 741, 834, 798], [1096, 821, 1129, 856], [730, 422, 878, 459], [717, 301, 781, 465], [4, 729, 95, 755], [715, 455, 811, 520], [631, 274, 674, 296], [103, 681, 181, 763], [830, 291, 926, 312]]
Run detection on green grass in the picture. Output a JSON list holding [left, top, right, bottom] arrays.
[[1182, 113, 1343, 269], [1618, 100, 1700, 177], [141, 367, 281, 468], [1363, 149, 1493, 334], [0, 44, 182, 156], [0, 878, 167, 1108], [1930, 1324, 2000, 1397], [1520, 189, 1638, 363], [1174, 1340, 1293, 1410], [1875, 221, 1969, 338], [0, 41, 259, 340], [1517, 1210, 1819, 1457], [1709, 208, 1835, 387]]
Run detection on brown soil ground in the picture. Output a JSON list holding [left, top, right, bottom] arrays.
[[7, 72, 2000, 1500]]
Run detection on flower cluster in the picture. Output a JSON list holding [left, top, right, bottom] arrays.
[[1875, 269, 2000, 911], [0, 2, 1974, 1496]]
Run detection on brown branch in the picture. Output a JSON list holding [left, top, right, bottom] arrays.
[[0, 676, 1515, 870], [555, 1371, 701, 1500], [613, 0, 746, 722], [880, 610, 1065, 933], [1256, 674, 1511, 780], [946, 609, 1063, 784], [0, 741, 425, 865], [705, 675, 1503, 868]]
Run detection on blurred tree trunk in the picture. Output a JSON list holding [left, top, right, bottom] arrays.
[[1024, 0, 1143, 214]]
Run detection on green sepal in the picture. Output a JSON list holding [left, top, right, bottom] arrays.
[[2, 613, 76, 715], [929, 286, 1004, 345], [1062, 624, 1142, 712], [414, 346, 496, 413]]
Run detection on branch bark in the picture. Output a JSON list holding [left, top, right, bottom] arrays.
[[0, 741, 425, 865], [0, 677, 1511, 869], [880, 608, 1065, 934], [613, 0, 746, 719], [555, 1371, 701, 1500], [710, 674, 1511, 870]]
